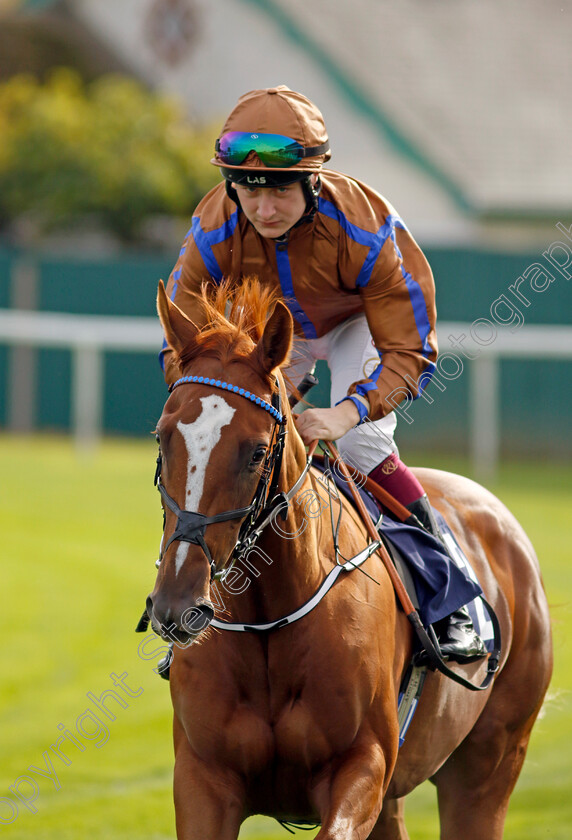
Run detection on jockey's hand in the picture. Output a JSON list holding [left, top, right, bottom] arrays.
[[294, 400, 361, 445]]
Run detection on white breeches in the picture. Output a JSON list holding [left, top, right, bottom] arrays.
[[286, 313, 398, 474]]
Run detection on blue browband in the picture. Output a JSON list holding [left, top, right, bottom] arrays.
[[169, 375, 284, 423]]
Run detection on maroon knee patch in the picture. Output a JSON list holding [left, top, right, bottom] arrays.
[[368, 454, 425, 507]]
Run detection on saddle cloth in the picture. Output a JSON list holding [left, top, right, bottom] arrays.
[[311, 459, 496, 650]]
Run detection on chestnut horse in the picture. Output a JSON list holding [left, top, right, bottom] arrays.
[[146, 279, 552, 840]]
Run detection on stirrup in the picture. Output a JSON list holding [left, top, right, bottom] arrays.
[[416, 607, 487, 667]]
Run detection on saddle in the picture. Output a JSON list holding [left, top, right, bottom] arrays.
[[311, 453, 483, 629]]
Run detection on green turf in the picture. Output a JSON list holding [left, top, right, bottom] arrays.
[[0, 435, 569, 839]]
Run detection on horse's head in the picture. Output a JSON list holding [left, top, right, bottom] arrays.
[[146, 279, 294, 646]]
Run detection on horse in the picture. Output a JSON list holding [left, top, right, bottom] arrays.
[[145, 277, 553, 840]]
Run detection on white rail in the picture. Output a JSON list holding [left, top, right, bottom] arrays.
[[0, 310, 162, 452], [436, 322, 572, 479], [1, 309, 571, 477]]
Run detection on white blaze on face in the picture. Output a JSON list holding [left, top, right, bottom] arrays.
[[174, 394, 236, 574]]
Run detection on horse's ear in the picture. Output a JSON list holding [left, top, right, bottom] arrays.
[[157, 280, 200, 356], [257, 300, 293, 375]]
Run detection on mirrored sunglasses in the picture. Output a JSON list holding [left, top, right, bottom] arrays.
[[215, 131, 329, 168]]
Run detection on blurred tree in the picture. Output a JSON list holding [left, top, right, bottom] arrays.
[[0, 69, 220, 242]]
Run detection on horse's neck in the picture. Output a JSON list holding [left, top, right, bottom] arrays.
[[234, 442, 328, 620], [272, 440, 322, 562]]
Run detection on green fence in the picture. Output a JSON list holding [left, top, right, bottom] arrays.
[[0, 242, 571, 458]]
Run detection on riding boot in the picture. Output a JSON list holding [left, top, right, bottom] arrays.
[[406, 495, 487, 664], [156, 644, 173, 681]]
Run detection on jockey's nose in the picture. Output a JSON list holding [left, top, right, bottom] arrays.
[[257, 191, 277, 219]]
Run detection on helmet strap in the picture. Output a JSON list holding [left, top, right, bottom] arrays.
[[225, 179, 239, 205], [302, 174, 321, 213]]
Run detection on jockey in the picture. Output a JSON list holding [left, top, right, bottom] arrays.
[[161, 85, 486, 665]]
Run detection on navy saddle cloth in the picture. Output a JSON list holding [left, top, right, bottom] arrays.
[[311, 458, 483, 627]]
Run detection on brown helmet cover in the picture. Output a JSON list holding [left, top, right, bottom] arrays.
[[211, 86, 331, 173]]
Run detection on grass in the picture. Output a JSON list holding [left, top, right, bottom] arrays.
[[0, 434, 569, 839]]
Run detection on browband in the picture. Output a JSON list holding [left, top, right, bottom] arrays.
[[170, 375, 284, 424]]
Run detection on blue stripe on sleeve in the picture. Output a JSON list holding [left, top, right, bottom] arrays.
[[316, 199, 437, 397], [159, 337, 168, 371], [190, 210, 240, 282], [317, 201, 436, 392], [335, 395, 369, 424], [160, 210, 238, 370], [355, 353, 435, 402], [275, 246, 317, 339], [385, 219, 435, 372], [320, 202, 435, 383], [318, 197, 383, 248], [357, 350, 385, 392], [170, 267, 182, 299], [317, 199, 405, 289]]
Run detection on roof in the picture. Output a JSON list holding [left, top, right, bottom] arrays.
[[0, 2, 133, 82], [259, 0, 572, 216]]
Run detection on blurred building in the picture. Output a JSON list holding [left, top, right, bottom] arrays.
[[1, 0, 571, 246]]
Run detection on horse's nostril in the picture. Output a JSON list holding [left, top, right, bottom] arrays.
[[181, 603, 214, 635]]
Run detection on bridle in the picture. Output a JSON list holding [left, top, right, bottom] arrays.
[[154, 374, 310, 581]]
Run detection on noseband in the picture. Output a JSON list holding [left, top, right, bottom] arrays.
[[155, 376, 292, 581]]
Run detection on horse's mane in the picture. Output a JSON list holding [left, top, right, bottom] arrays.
[[177, 278, 288, 375]]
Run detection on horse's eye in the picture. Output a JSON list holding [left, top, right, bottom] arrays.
[[250, 446, 267, 466]]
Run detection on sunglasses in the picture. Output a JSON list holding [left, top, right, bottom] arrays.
[[215, 131, 329, 168]]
